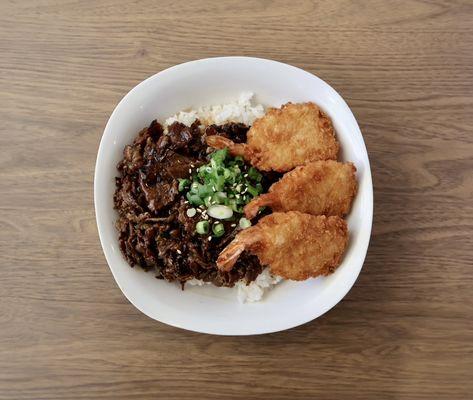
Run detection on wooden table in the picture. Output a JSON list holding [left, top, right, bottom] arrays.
[[1, 1, 472, 399]]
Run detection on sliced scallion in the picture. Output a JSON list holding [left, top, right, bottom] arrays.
[[178, 178, 190, 192], [246, 184, 259, 197], [239, 217, 251, 229], [207, 205, 233, 220], [212, 222, 225, 237], [248, 167, 262, 182], [187, 192, 203, 206], [196, 220, 209, 235]]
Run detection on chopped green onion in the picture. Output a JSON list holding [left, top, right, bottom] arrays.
[[212, 222, 225, 237], [197, 183, 212, 198], [215, 175, 225, 191], [178, 178, 190, 192], [190, 182, 199, 193], [212, 191, 227, 204], [204, 196, 213, 207], [248, 167, 262, 182], [233, 156, 244, 165], [211, 148, 228, 163], [207, 205, 233, 220], [228, 199, 238, 211], [239, 217, 251, 229], [187, 192, 203, 206], [181, 150, 267, 219], [196, 220, 209, 234], [246, 184, 260, 197]]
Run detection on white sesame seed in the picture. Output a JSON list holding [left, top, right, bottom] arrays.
[[196, 208, 202, 213], [231, 223, 237, 227], [189, 169, 192, 174], [244, 174, 248, 177], [242, 188, 247, 194], [190, 163, 195, 167], [213, 221, 219, 225], [176, 249, 182, 254], [235, 194, 240, 199], [208, 236, 212, 241]]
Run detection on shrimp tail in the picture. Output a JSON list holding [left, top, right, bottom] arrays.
[[244, 193, 275, 219], [216, 240, 246, 271], [216, 230, 261, 271], [206, 135, 247, 158]]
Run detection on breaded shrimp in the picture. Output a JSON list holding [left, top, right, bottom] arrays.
[[206, 102, 339, 172], [217, 212, 348, 280], [244, 160, 357, 219]]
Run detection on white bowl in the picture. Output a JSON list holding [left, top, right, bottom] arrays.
[[94, 57, 373, 335]]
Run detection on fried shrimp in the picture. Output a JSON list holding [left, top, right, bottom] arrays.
[[244, 160, 357, 219], [216, 212, 348, 280], [206, 102, 339, 172]]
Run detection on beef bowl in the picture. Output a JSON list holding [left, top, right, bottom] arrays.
[[94, 57, 373, 335]]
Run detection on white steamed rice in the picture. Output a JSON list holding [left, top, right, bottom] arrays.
[[165, 92, 265, 127], [164, 93, 282, 303]]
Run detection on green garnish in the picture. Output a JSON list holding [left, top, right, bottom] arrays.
[[196, 220, 209, 235], [186, 192, 204, 206], [212, 222, 225, 237], [248, 167, 262, 182], [178, 178, 190, 192], [184, 148, 264, 235], [207, 204, 233, 220], [246, 184, 259, 198], [239, 217, 251, 229]]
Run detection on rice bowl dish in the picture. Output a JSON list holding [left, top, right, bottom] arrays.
[[94, 56, 373, 335], [114, 92, 355, 302]]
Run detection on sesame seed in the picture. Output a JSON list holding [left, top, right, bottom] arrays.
[[208, 236, 212, 241], [235, 194, 240, 199], [176, 249, 182, 254], [244, 174, 248, 177], [189, 169, 192, 174], [190, 163, 195, 167], [213, 221, 219, 225], [231, 223, 237, 227], [196, 208, 202, 213]]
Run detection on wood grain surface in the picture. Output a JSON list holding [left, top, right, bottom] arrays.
[[1, 0, 472, 399]]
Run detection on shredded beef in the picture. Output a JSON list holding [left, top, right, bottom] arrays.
[[114, 119, 280, 287]]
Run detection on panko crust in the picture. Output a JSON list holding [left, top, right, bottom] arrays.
[[247, 102, 339, 171], [217, 211, 348, 281], [244, 160, 357, 218]]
